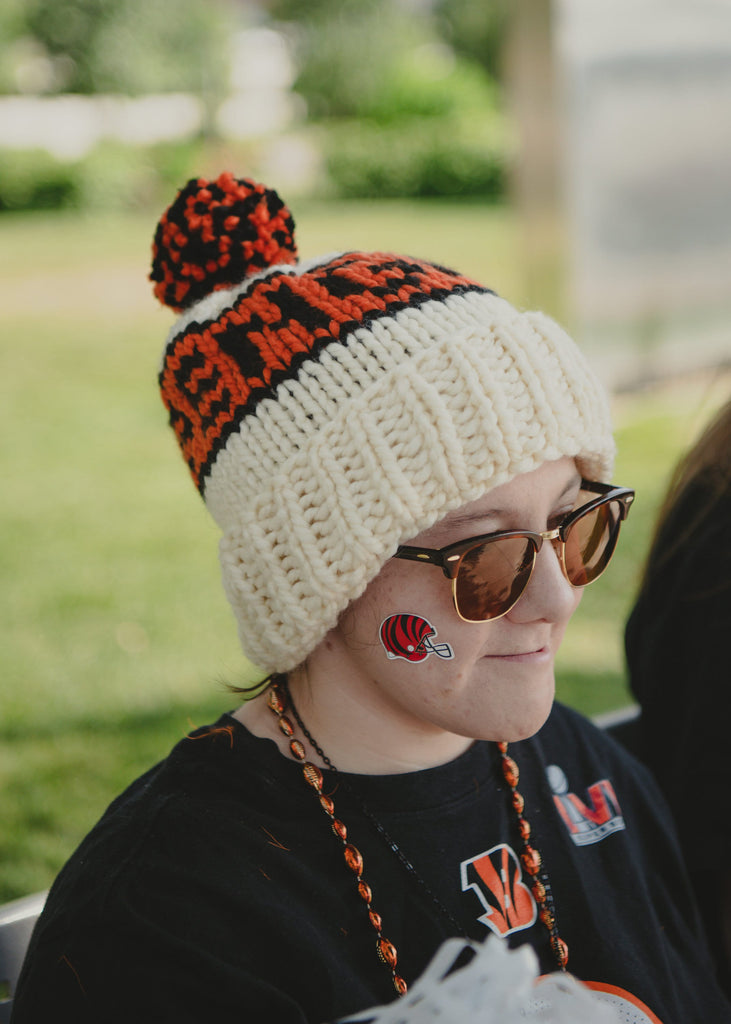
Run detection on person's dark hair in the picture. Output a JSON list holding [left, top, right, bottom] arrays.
[[229, 674, 274, 699], [639, 395, 731, 588]]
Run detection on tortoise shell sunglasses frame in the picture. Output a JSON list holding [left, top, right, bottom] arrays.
[[393, 481, 635, 623]]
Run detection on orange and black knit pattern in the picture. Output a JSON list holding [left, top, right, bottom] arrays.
[[155, 206, 489, 491]]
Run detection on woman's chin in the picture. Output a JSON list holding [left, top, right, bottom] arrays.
[[477, 674, 556, 743]]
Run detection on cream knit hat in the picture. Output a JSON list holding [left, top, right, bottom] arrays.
[[151, 172, 615, 673]]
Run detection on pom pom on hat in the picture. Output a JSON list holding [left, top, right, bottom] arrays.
[[152, 172, 616, 673], [150, 171, 297, 311]]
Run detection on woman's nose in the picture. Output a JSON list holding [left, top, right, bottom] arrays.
[[507, 539, 580, 624]]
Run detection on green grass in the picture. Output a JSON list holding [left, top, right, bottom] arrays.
[[1, 204, 729, 902]]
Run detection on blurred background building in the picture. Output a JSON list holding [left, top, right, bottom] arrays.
[[556, 0, 731, 386]]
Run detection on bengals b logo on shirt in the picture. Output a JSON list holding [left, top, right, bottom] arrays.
[[462, 844, 665, 1022], [460, 844, 537, 937]]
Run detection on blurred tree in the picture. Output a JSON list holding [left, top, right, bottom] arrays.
[[433, 0, 510, 81], [265, 0, 511, 199], [267, 0, 434, 121], [15, 0, 233, 96], [0, 0, 33, 92], [266, 0, 503, 126]]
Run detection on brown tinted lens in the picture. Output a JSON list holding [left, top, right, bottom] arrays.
[[455, 536, 536, 621], [564, 500, 621, 585]]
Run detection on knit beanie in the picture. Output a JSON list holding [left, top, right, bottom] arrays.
[[151, 172, 615, 674]]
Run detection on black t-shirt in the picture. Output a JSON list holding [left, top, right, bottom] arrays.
[[13, 702, 731, 1023]]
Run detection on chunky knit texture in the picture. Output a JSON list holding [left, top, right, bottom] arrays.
[[152, 173, 615, 673]]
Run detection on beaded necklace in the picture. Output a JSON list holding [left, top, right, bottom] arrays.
[[266, 676, 569, 996]]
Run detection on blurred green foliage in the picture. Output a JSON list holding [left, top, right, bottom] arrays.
[[324, 115, 507, 200], [0, 0, 27, 92], [0, 139, 211, 212], [4, 0, 233, 97], [269, 0, 511, 199], [270, 0, 481, 123], [0, 149, 80, 210], [2, 0, 515, 205], [434, 0, 510, 81]]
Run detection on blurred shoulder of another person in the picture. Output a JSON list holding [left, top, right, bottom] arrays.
[[625, 393, 731, 995]]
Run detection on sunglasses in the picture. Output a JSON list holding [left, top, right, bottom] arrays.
[[393, 481, 635, 623]]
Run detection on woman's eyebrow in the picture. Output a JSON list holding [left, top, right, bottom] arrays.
[[444, 508, 503, 530], [438, 475, 582, 533]]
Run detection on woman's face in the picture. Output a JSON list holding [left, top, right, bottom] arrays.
[[313, 457, 584, 761]]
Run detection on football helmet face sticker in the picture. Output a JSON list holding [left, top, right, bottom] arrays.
[[379, 613, 454, 662]]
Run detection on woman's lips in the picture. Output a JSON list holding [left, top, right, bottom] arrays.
[[484, 646, 551, 663]]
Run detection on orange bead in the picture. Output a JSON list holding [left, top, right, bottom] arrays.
[[377, 938, 398, 968], [532, 878, 546, 903], [278, 715, 294, 737], [302, 762, 323, 791], [519, 819, 531, 841], [393, 975, 408, 996], [267, 688, 285, 714], [289, 739, 306, 760], [320, 794, 335, 816], [502, 756, 519, 787], [521, 845, 542, 875], [369, 909, 382, 931], [358, 881, 372, 903], [512, 792, 525, 814], [344, 844, 363, 876], [552, 936, 569, 969], [540, 907, 555, 929], [331, 819, 347, 841]]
